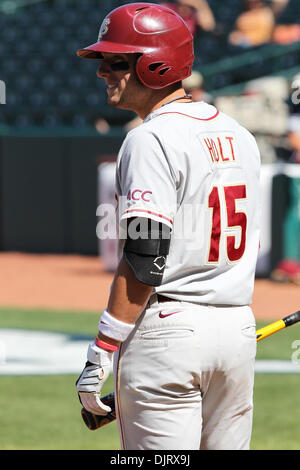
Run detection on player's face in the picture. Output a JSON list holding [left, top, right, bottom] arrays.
[[97, 52, 147, 114]]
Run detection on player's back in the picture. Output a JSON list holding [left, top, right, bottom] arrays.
[[119, 101, 261, 305]]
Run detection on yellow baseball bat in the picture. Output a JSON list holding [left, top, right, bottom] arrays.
[[256, 310, 300, 342]]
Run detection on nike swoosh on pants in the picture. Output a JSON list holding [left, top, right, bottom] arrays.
[[159, 311, 181, 318]]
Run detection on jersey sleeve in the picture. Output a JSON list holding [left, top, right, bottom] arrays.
[[117, 129, 177, 230]]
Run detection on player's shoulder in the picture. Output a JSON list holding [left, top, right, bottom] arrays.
[[125, 120, 156, 139], [218, 108, 258, 142], [217, 110, 260, 163], [124, 102, 219, 139], [117, 120, 165, 166], [122, 102, 258, 146], [121, 119, 162, 151]]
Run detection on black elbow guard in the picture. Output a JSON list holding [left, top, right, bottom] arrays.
[[123, 218, 171, 286]]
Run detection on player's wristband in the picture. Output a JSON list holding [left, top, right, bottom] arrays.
[[95, 337, 119, 352], [98, 309, 135, 342]]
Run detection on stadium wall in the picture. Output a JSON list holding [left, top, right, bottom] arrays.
[[0, 134, 123, 254]]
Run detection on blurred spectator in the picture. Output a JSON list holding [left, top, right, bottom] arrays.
[[182, 70, 213, 103], [272, 0, 300, 44], [228, 0, 276, 48], [270, 258, 300, 284], [286, 74, 300, 163], [269, 0, 290, 17], [272, 23, 300, 44], [286, 117, 300, 163], [161, 0, 216, 35], [214, 76, 289, 147], [94, 116, 110, 134]]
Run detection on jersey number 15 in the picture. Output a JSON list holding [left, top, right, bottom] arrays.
[[208, 184, 247, 263]]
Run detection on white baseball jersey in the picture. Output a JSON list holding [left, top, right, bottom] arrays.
[[115, 101, 261, 305]]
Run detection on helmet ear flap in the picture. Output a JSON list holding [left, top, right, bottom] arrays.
[[136, 53, 175, 90]]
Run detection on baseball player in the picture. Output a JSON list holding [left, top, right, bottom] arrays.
[[76, 3, 261, 450]]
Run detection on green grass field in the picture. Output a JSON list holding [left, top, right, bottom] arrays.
[[0, 307, 299, 450]]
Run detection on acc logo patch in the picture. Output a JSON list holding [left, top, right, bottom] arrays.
[[127, 189, 152, 202], [98, 17, 111, 40]]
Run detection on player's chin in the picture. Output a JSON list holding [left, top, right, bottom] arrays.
[[106, 96, 121, 109], [108, 97, 130, 111], [107, 91, 122, 107]]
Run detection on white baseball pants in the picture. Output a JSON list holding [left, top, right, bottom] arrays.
[[113, 298, 257, 450]]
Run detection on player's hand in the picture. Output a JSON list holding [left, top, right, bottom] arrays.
[[76, 342, 113, 415]]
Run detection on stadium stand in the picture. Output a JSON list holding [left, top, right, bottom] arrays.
[[0, 0, 299, 128]]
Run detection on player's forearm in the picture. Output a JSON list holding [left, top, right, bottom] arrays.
[[108, 255, 153, 322], [271, 0, 289, 16], [97, 256, 153, 346], [192, 0, 216, 30]]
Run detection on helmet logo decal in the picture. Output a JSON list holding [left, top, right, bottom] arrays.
[[98, 17, 110, 40]]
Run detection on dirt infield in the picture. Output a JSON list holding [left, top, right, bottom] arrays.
[[0, 252, 299, 320]]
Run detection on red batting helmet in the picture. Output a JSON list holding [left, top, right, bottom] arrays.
[[77, 2, 194, 89]]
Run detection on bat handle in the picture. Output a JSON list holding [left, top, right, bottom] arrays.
[[81, 392, 116, 430], [283, 310, 300, 327]]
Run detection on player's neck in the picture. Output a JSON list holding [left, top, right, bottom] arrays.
[[138, 88, 192, 120]]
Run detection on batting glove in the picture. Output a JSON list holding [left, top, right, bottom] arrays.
[[76, 342, 113, 416]]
